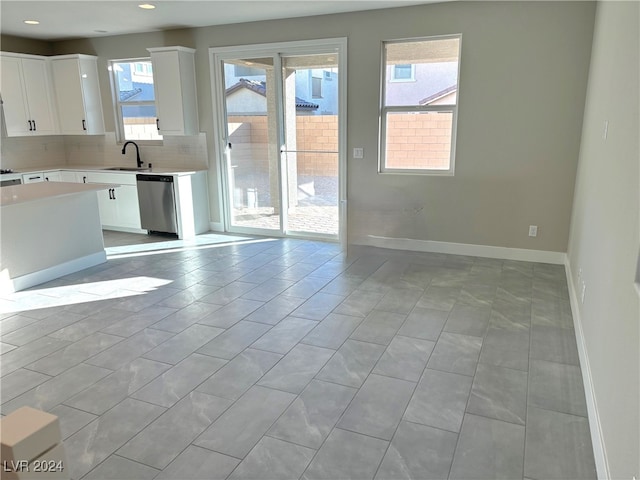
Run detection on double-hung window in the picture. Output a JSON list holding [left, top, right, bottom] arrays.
[[109, 58, 162, 142], [380, 35, 461, 174]]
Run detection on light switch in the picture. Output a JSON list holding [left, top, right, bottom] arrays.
[[353, 148, 364, 159]]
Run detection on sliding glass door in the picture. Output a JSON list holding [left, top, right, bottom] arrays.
[[211, 39, 346, 241]]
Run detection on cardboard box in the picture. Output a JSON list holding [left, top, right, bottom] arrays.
[[0, 408, 60, 464]]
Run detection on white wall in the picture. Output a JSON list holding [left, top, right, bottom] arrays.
[[566, 1, 640, 478]]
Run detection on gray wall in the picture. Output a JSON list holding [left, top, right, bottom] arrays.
[[5, 1, 595, 253], [567, 1, 640, 478]]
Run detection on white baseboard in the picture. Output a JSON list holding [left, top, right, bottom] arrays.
[[565, 257, 610, 480], [357, 235, 566, 264], [1, 251, 107, 295], [209, 221, 224, 233]]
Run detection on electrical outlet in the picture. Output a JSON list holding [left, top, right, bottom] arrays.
[[353, 147, 364, 159], [528, 225, 538, 237]]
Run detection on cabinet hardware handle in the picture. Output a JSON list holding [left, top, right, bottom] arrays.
[[45, 177, 50, 181], [28, 176, 39, 180], [156, 118, 160, 131], [82, 119, 87, 131], [108, 188, 112, 199], [33, 120, 36, 131], [83, 176, 87, 183], [28, 120, 33, 131], [112, 188, 116, 200]]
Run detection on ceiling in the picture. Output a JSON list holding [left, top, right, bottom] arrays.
[[1, 0, 442, 42]]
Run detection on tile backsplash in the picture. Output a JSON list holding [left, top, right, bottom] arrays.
[[1, 132, 209, 171]]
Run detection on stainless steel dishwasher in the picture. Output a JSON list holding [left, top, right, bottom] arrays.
[[136, 174, 178, 235]]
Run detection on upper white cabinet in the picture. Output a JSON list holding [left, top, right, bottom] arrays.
[[50, 54, 105, 135], [148, 46, 199, 136], [0, 53, 58, 136]]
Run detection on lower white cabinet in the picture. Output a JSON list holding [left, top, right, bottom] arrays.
[[85, 172, 142, 232], [22, 172, 44, 183]]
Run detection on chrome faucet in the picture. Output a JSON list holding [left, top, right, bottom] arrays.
[[122, 141, 143, 168]]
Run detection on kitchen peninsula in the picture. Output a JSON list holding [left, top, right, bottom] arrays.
[[1, 181, 114, 293]]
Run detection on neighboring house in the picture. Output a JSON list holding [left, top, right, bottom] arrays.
[[385, 61, 458, 105], [223, 63, 338, 114], [116, 62, 156, 118], [225, 78, 320, 115]]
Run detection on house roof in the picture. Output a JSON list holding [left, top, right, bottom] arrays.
[[226, 78, 319, 110], [419, 84, 457, 105]]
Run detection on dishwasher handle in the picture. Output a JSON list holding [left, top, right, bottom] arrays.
[[136, 174, 174, 183]]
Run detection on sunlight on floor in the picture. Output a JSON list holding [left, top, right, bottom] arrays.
[[0, 233, 278, 314]]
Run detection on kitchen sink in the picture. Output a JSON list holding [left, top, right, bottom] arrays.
[[105, 167, 150, 171]]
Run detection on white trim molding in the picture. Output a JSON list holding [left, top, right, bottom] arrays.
[[565, 257, 611, 480], [1, 251, 107, 295], [358, 235, 566, 264]]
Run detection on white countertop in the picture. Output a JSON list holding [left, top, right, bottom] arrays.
[[11, 165, 207, 176], [1, 182, 114, 207]]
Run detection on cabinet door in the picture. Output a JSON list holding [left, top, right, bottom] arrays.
[[60, 171, 83, 183], [51, 58, 93, 135], [150, 48, 198, 135], [44, 171, 62, 182], [1, 56, 31, 136], [113, 185, 141, 229], [95, 188, 118, 227], [51, 57, 105, 135], [21, 58, 57, 135]]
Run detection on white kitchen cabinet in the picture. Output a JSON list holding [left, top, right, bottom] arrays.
[[44, 171, 62, 182], [85, 172, 142, 232], [59, 171, 88, 183], [0, 53, 58, 136], [50, 55, 105, 135], [147, 46, 199, 136], [22, 172, 45, 183]]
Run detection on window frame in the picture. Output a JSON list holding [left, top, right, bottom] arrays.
[[108, 57, 162, 145], [379, 34, 462, 176]]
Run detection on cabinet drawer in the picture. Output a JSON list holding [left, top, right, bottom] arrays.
[[22, 172, 44, 183], [86, 172, 137, 186]]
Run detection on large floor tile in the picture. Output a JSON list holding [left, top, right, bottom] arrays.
[[404, 368, 472, 433], [197, 348, 283, 401], [397, 307, 448, 341], [333, 290, 385, 317], [375, 420, 458, 480], [301, 312, 363, 349], [350, 309, 407, 345], [64, 357, 172, 414], [64, 398, 166, 479], [427, 331, 482, 376], [142, 323, 224, 364], [244, 295, 307, 325], [466, 363, 528, 425], [372, 335, 435, 382], [444, 304, 491, 337], [117, 391, 232, 469], [316, 339, 386, 388], [301, 428, 388, 480], [524, 407, 597, 480], [194, 385, 296, 458], [449, 414, 525, 479], [257, 343, 335, 393], [338, 373, 415, 440], [132, 353, 227, 407], [83, 455, 160, 480], [251, 316, 317, 354], [528, 359, 588, 417], [197, 321, 272, 359], [229, 436, 315, 480], [155, 445, 240, 479], [268, 379, 356, 449]]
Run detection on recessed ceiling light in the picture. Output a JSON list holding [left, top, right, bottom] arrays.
[[138, 3, 156, 9], [24, 20, 40, 25]]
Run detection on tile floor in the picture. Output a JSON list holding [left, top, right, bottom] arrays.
[[0, 231, 597, 479]]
